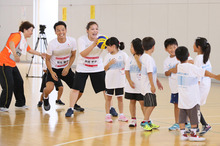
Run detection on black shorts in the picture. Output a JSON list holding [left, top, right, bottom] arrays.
[[72, 71, 106, 93], [106, 88, 124, 96], [143, 93, 157, 107], [125, 92, 143, 101], [40, 72, 63, 92], [47, 68, 75, 89]]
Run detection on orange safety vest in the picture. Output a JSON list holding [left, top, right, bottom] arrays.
[[0, 32, 31, 67]]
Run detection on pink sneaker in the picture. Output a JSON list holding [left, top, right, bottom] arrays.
[[118, 114, 128, 122], [105, 114, 113, 123]]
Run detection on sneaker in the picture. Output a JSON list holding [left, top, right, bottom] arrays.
[[37, 101, 43, 107], [43, 98, 50, 111], [199, 125, 211, 136], [169, 123, 180, 131], [65, 108, 74, 117], [149, 121, 160, 129], [74, 104, 84, 112], [105, 114, 113, 123], [56, 99, 65, 105], [110, 107, 118, 117], [140, 121, 152, 131], [118, 114, 128, 122], [180, 133, 189, 141], [189, 131, 206, 141], [15, 105, 28, 109], [0, 107, 9, 112], [129, 119, 137, 127]]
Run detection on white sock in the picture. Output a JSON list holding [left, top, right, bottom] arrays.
[[106, 114, 111, 116]]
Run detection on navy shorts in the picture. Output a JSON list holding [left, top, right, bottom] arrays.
[[170, 93, 178, 104]]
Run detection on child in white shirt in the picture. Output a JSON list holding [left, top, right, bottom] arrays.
[[104, 37, 128, 123], [125, 38, 145, 127], [175, 46, 220, 142], [140, 37, 163, 131], [193, 37, 212, 136]]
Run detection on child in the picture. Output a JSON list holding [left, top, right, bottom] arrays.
[[125, 38, 145, 127], [175, 46, 220, 141], [163, 38, 193, 131], [37, 63, 64, 107], [104, 37, 128, 123], [193, 37, 212, 136], [140, 37, 163, 131], [163, 38, 179, 130]]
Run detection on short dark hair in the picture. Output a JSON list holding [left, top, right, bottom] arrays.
[[86, 21, 98, 30], [142, 37, 155, 51], [131, 38, 143, 55], [53, 21, 66, 30], [175, 46, 189, 63], [164, 38, 178, 48], [19, 21, 35, 32]]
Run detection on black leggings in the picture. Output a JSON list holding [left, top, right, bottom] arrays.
[[0, 65, 25, 108]]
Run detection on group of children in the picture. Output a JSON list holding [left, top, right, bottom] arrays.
[[103, 36, 220, 142], [1, 20, 220, 142]]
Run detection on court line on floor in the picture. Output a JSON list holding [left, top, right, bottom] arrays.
[[54, 127, 168, 146]]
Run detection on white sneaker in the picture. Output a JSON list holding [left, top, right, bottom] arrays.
[[189, 132, 206, 142], [15, 105, 29, 109], [129, 119, 137, 127], [0, 107, 9, 112], [180, 133, 188, 141]]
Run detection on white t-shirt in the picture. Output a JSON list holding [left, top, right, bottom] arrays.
[[163, 56, 179, 93], [104, 50, 128, 89], [177, 63, 205, 109], [76, 35, 105, 73], [47, 37, 77, 69], [141, 53, 157, 95], [194, 54, 212, 105], [125, 55, 142, 93]]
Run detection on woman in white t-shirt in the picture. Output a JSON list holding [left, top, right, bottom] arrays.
[[65, 21, 117, 117], [104, 37, 128, 122], [193, 37, 212, 136]]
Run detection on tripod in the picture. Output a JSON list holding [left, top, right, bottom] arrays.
[[26, 31, 47, 78]]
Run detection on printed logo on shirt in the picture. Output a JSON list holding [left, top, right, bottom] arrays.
[[55, 56, 69, 67], [109, 61, 125, 70], [84, 56, 99, 67]]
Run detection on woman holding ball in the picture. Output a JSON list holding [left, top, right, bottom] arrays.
[[65, 21, 118, 117]]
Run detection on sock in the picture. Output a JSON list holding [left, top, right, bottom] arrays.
[[106, 114, 111, 116], [119, 113, 124, 116], [44, 96, 49, 99], [132, 117, 136, 120], [191, 128, 197, 134], [180, 129, 186, 135], [69, 107, 74, 110]]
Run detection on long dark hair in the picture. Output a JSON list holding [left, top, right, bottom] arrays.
[[195, 37, 211, 64], [106, 37, 124, 50], [131, 38, 143, 55]]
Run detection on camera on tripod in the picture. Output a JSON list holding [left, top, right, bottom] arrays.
[[39, 24, 46, 34]]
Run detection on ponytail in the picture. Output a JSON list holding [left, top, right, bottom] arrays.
[[195, 37, 211, 64], [119, 42, 125, 50], [203, 43, 211, 64], [106, 37, 125, 50]]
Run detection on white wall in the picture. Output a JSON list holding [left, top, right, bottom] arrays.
[[0, 0, 220, 75], [0, 0, 33, 61], [59, 0, 220, 74]]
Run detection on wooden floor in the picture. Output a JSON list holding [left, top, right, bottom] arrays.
[[0, 63, 220, 146]]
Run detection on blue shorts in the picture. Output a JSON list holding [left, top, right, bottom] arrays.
[[170, 93, 178, 104]]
